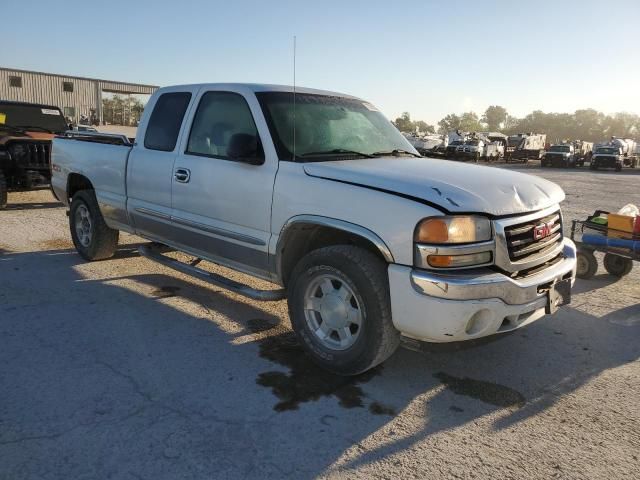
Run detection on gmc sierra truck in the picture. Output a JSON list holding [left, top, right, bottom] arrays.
[[51, 83, 577, 375], [0, 101, 68, 208]]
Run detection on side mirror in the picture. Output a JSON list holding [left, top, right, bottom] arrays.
[[227, 133, 264, 165]]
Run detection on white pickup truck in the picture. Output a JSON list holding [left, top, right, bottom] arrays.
[[51, 83, 577, 375]]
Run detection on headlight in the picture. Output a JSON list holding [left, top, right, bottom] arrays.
[[415, 216, 492, 244], [414, 216, 494, 269]]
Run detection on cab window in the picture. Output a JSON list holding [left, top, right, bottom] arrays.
[[144, 92, 192, 152], [186, 91, 263, 162]]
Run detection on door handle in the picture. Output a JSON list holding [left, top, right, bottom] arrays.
[[174, 168, 191, 183]]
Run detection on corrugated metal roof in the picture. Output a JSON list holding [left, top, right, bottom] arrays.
[[0, 66, 158, 92]]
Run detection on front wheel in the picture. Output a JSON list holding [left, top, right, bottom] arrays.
[[288, 245, 400, 376], [69, 190, 119, 260], [603, 253, 633, 277]]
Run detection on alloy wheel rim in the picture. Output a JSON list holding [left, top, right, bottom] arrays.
[[303, 273, 363, 351], [75, 204, 92, 247]]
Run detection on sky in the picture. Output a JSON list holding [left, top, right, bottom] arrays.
[[4, 0, 639, 125]]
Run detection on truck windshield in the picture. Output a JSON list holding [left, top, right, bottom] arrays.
[[256, 92, 417, 161], [549, 145, 570, 152], [0, 103, 67, 134], [596, 147, 618, 154]]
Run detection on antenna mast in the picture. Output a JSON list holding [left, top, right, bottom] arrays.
[[293, 35, 296, 161]]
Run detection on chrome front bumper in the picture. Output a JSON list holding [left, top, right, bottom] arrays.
[[410, 238, 577, 305], [388, 239, 577, 343]]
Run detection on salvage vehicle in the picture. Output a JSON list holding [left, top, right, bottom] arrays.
[[402, 133, 445, 156], [608, 137, 638, 168], [445, 139, 464, 158], [455, 139, 484, 162], [51, 83, 577, 375], [542, 144, 582, 168], [591, 145, 624, 171], [0, 101, 67, 208], [505, 133, 547, 163]]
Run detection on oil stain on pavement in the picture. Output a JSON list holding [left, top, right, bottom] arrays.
[[251, 319, 387, 413], [434, 372, 526, 408], [150, 285, 181, 298], [252, 318, 524, 413]]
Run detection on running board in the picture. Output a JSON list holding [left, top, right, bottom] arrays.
[[138, 244, 286, 302]]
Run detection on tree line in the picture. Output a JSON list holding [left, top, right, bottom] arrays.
[[393, 106, 640, 143], [102, 95, 146, 126]]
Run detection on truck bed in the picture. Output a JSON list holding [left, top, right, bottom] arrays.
[[51, 135, 132, 222]]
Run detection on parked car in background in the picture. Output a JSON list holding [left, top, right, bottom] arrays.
[[51, 83, 577, 375], [505, 133, 547, 163], [591, 138, 638, 170], [0, 101, 67, 208], [70, 124, 98, 133], [591, 145, 624, 171], [542, 144, 581, 168], [445, 139, 464, 158], [609, 137, 638, 168], [455, 139, 484, 162], [402, 132, 445, 156]]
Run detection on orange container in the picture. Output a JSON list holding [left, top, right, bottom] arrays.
[[607, 213, 639, 239]]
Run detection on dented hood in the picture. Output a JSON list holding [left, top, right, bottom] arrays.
[[303, 157, 564, 216]]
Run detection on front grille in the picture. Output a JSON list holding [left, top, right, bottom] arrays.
[[504, 211, 563, 262], [8, 141, 51, 169]]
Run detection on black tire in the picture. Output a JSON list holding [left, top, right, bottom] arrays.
[[69, 190, 119, 260], [590, 163, 598, 171], [615, 164, 622, 172], [0, 170, 7, 210], [603, 253, 633, 277], [287, 245, 400, 376], [576, 249, 598, 279]]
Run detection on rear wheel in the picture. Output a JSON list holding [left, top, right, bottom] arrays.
[[576, 249, 598, 279], [288, 245, 400, 376], [603, 253, 633, 277], [69, 190, 119, 260], [0, 171, 7, 210]]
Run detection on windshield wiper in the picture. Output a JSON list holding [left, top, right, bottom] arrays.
[[14, 125, 54, 133], [371, 149, 421, 158], [300, 149, 375, 159]]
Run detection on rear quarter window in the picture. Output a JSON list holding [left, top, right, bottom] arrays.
[[144, 92, 192, 152]]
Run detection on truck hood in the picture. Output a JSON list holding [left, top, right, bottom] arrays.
[[303, 157, 564, 216]]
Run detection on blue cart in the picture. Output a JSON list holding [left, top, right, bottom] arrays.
[[570, 210, 639, 279]]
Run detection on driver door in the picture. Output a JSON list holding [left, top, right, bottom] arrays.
[[170, 88, 278, 278]]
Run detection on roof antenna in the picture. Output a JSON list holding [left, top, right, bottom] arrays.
[[293, 35, 296, 161]]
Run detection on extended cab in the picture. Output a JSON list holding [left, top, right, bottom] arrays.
[[0, 101, 68, 208], [51, 84, 577, 375]]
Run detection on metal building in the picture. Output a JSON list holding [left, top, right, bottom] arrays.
[[0, 67, 158, 125]]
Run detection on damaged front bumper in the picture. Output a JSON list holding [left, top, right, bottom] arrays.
[[388, 238, 577, 343]]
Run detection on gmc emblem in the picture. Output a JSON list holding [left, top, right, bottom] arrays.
[[533, 222, 554, 240]]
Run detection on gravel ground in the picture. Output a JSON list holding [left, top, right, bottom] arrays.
[[0, 165, 638, 479]]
